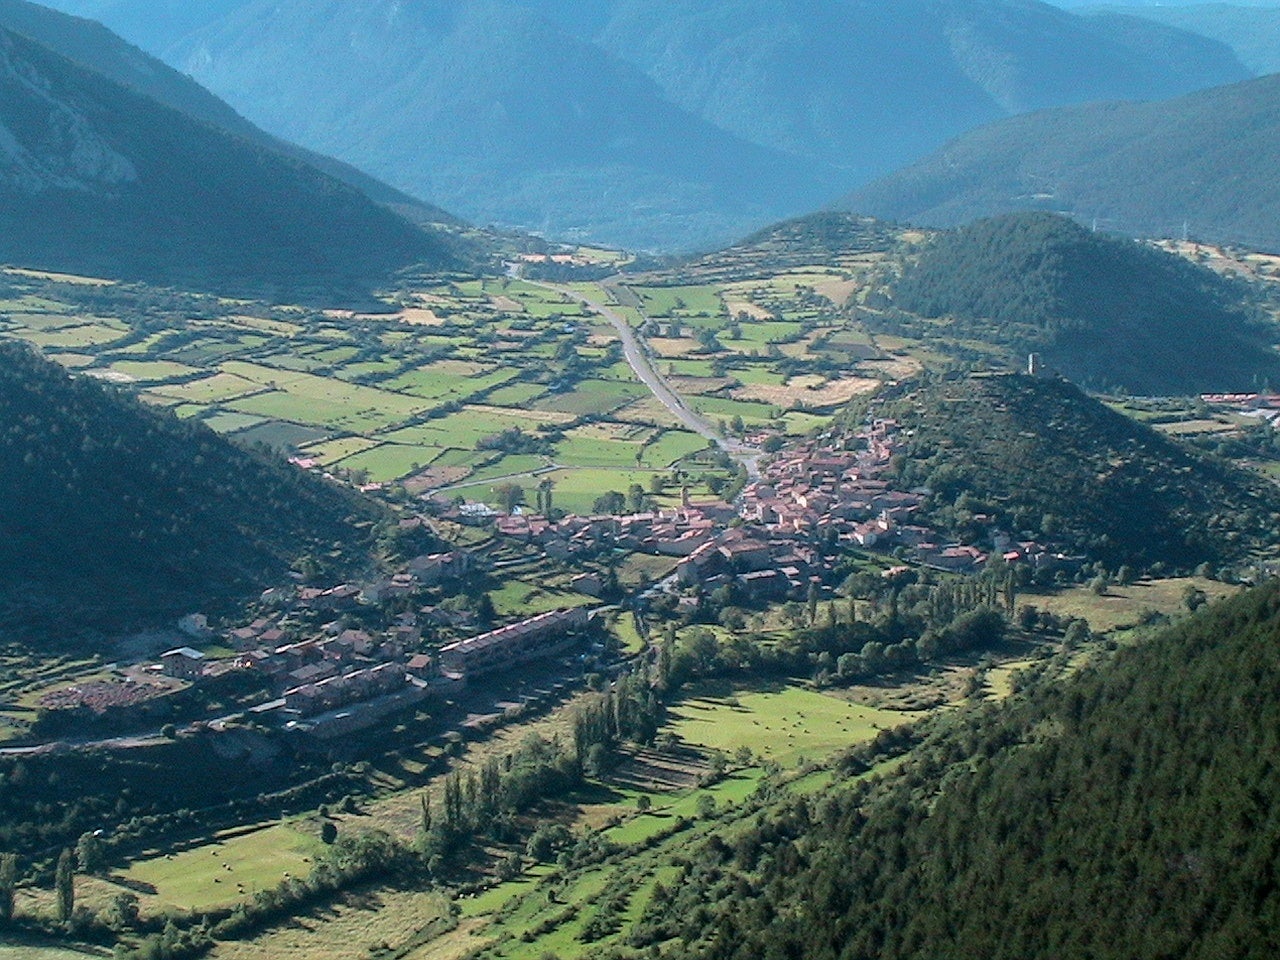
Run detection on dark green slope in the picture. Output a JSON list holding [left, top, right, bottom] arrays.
[[845, 73, 1280, 253], [653, 579, 1280, 960], [891, 212, 1280, 394], [0, 25, 467, 297], [875, 374, 1280, 569], [0, 341, 378, 639]]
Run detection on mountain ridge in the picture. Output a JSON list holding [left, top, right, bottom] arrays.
[[843, 72, 1280, 253]]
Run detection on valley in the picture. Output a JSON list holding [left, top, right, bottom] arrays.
[[2, 209, 1279, 960], [3, 3, 1280, 959]]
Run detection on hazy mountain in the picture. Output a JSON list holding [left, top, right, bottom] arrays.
[[0, 0, 459, 222], [0, 24, 467, 296], [0, 341, 378, 638], [589, 0, 1249, 182], [1087, 3, 1280, 74], [162, 0, 834, 253], [25, 0, 249, 55], [48, 0, 1244, 252], [844, 73, 1280, 252]]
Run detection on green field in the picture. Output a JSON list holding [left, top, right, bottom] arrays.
[[122, 823, 322, 912], [0, 945, 109, 959], [666, 683, 919, 767]]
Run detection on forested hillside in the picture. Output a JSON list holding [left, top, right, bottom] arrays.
[[846, 73, 1280, 253], [0, 342, 378, 639], [870, 374, 1280, 570], [890, 212, 1280, 394], [0, 25, 466, 297], [655, 578, 1280, 959]]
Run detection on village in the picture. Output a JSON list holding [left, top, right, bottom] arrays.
[[93, 412, 1086, 748]]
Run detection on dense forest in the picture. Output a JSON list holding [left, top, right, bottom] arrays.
[[890, 213, 1280, 394], [864, 373, 1280, 571], [0, 342, 379, 639], [646, 578, 1280, 960]]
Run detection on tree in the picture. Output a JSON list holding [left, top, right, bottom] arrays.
[[492, 482, 525, 514], [537, 478, 555, 516], [593, 490, 626, 514], [55, 848, 74, 922], [626, 483, 647, 514], [321, 821, 338, 845], [0, 853, 15, 924], [76, 832, 105, 875]]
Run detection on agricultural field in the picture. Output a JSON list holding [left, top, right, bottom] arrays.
[[1020, 577, 1238, 634], [664, 682, 921, 768], [0, 271, 738, 509]]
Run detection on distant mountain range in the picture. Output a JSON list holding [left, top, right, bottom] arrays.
[[843, 72, 1280, 252], [37, 0, 1253, 252], [1087, 2, 1280, 74], [0, 10, 470, 296]]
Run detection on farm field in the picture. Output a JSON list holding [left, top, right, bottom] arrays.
[[1021, 577, 1237, 634], [0, 271, 746, 509], [664, 682, 921, 768], [74, 823, 324, 916]]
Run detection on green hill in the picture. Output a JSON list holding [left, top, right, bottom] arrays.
[[0, 24, 467, 297], [0, 341, 378, 639], [870, 373, 1280, 570], [890, 212, 1280, 394], [845, 73, 1280, 253], [655, 578, 1280, 959]]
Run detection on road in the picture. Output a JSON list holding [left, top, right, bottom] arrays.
[[516, 271, 761, 480]]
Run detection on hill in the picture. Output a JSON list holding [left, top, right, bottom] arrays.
[[0, 341, 379, 639], [890, 212, 1280, 394], [868, 373, 1280, 570], [654, 578, 1280, 959], [844, 73, 1280, 253], [0, 24, 466, 297]]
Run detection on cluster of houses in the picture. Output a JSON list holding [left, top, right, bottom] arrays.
[[438, 607, 592, 679], [1201, 392, 1280, 426], [493, 414, 1082, 601]]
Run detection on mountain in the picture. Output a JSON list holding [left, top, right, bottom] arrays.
[[655, 578, 1280, 959], [890, 212, 1280, 393], [52, 0, 1249, 252], [1088, 3, 1280, 75], [19, 0, 249, 56], [0, 23, 466, 296], [0, 0, 459, 223], [844, 73, 1280, 252], [162, 0, 834, 253], [0, 341, 379, 639], [588, 0, 1249, 182], [865, 373, 1280, 570]]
